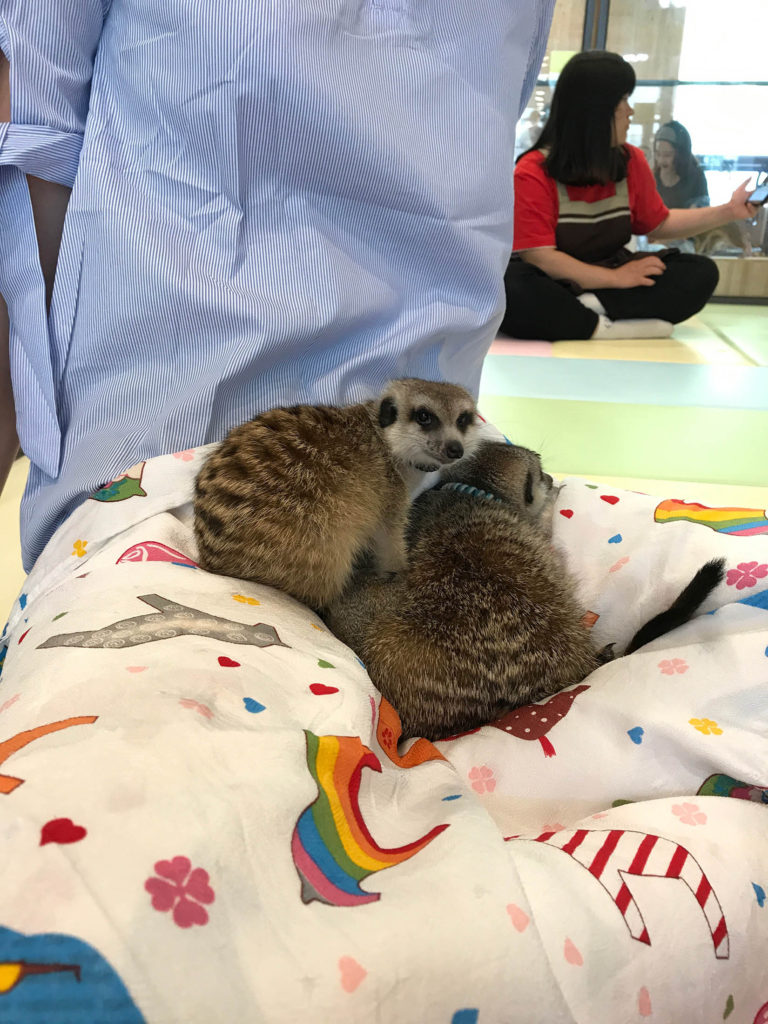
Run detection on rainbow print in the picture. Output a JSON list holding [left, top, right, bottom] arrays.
[[291, 731, 448, 907], [654, 499, 768, 536]]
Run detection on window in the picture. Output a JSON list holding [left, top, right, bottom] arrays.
[[516, 0, 768, 295]]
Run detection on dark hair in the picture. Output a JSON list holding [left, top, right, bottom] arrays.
[[654, 120, 701, 181], [521, 51, 636, 185]]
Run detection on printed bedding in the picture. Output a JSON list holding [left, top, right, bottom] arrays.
[[0, 444, 766, 1023]]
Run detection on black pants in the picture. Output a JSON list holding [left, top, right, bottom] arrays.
[[500, 252, 719, 341]]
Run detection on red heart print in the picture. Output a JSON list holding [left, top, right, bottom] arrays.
[[600, 495, 619, 505], [559, 509, 574, 519], [506, 903, 530, 932], [40, 817, 87, 846], [217, 656, 240, 668], [564, 937, 583, 966], [339, 956, 367, 993], [309, 683, 339, 696]]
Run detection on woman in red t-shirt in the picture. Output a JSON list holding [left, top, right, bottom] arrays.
[[501, 52, 758, 341]]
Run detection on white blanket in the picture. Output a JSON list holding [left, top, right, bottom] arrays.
[[0, 446, 766, 1023]]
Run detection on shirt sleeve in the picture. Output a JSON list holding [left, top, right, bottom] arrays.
[[626, 145, 669, 236], [0, 1, 109, 185], [0, 1, 109, 477], [512, 154, 559, 251]]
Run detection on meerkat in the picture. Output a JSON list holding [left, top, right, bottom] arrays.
[[193, 378, 480, 609], [323, 441, 724, 740]]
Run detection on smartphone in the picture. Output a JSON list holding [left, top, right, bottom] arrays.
[[748, 183, 768, 206]]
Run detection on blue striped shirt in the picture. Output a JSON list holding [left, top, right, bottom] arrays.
[[0, 0, 554, 569]]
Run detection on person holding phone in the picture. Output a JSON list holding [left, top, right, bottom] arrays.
[[501, 51, 759, 342], [745, 183, 768, 206], [654, 120, 709, 210]]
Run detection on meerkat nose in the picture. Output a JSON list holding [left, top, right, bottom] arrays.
[[445, 441, 464, 460]]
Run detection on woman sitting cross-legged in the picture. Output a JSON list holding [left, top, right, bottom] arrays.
[[501, 51, 759, 342]]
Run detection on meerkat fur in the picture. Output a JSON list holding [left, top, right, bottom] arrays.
[[324, 441, 724, 740], [193, 378, 479, 609]]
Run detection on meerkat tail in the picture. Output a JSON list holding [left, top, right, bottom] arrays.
[[625, 557, 726, 655]]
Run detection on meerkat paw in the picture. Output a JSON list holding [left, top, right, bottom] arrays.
[[369, 524, 407, 576]]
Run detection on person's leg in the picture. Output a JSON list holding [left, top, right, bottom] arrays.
[[594, 253, 719, 324], [501, 260, 598, 341]]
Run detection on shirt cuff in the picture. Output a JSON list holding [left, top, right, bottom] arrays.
[[0, 122, 83, 187]]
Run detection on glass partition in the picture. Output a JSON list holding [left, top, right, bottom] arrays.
[[514, 1, 585, 162], [607, 0, 768, 265], [515, 0, 768, 294]]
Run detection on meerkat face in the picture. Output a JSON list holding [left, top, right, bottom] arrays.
[[440, 441, 556, 526], [377, 379, 480, 473], [515, 448, 555, 526], [494, 446, 556, 530]]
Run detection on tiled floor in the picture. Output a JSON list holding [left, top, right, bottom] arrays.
[[1, 302, 766, 621], [481, 302, 768, 489]]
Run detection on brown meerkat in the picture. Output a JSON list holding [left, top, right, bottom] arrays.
[[323, 441, 724, 740], [193, 378, 480, 609]]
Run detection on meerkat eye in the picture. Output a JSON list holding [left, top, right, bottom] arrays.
[[524, 470, 534, 505], [415, 407, 433, 427], [456, 411, 474, 431]]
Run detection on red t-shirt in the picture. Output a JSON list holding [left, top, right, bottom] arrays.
[[513, 145, 669, 252]]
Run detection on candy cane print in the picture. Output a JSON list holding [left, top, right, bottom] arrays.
[[517, 828, 728, 959]]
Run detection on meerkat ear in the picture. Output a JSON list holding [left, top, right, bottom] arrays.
[[378, 397, 398, 428]]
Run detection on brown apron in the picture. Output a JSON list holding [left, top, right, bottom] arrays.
[[554, 177, 633, 266], [551, 177, 677, 293]]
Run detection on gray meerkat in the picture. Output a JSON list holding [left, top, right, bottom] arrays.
[[193, 378, 480, 609], [324, 441, 724, 740]]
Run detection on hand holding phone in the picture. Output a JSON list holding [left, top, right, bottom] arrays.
[[747, 183, 768, 206]]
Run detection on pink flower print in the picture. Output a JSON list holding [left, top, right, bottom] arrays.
[[726, 561, 768, 590], [542, 822, 565, 833], [672, 802, 707, 826], [468, 765, 496, 794], [172, 449, 195, 462], [145, 856, 215, 928], [658, 658, 689, 676]]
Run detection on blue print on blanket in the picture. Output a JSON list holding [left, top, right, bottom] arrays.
[[706, 589, 768, 615], [0, 926, 145, 1021], [736, 590, 768, 611]]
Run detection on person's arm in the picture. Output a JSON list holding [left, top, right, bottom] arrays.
[[26, 175, 72, 309], [651, 178, 757, 240], [0, 292, 18, 495], [520, 247, 666, 291], [0, 52, 19, 493], [0, 51, 73, 495]]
